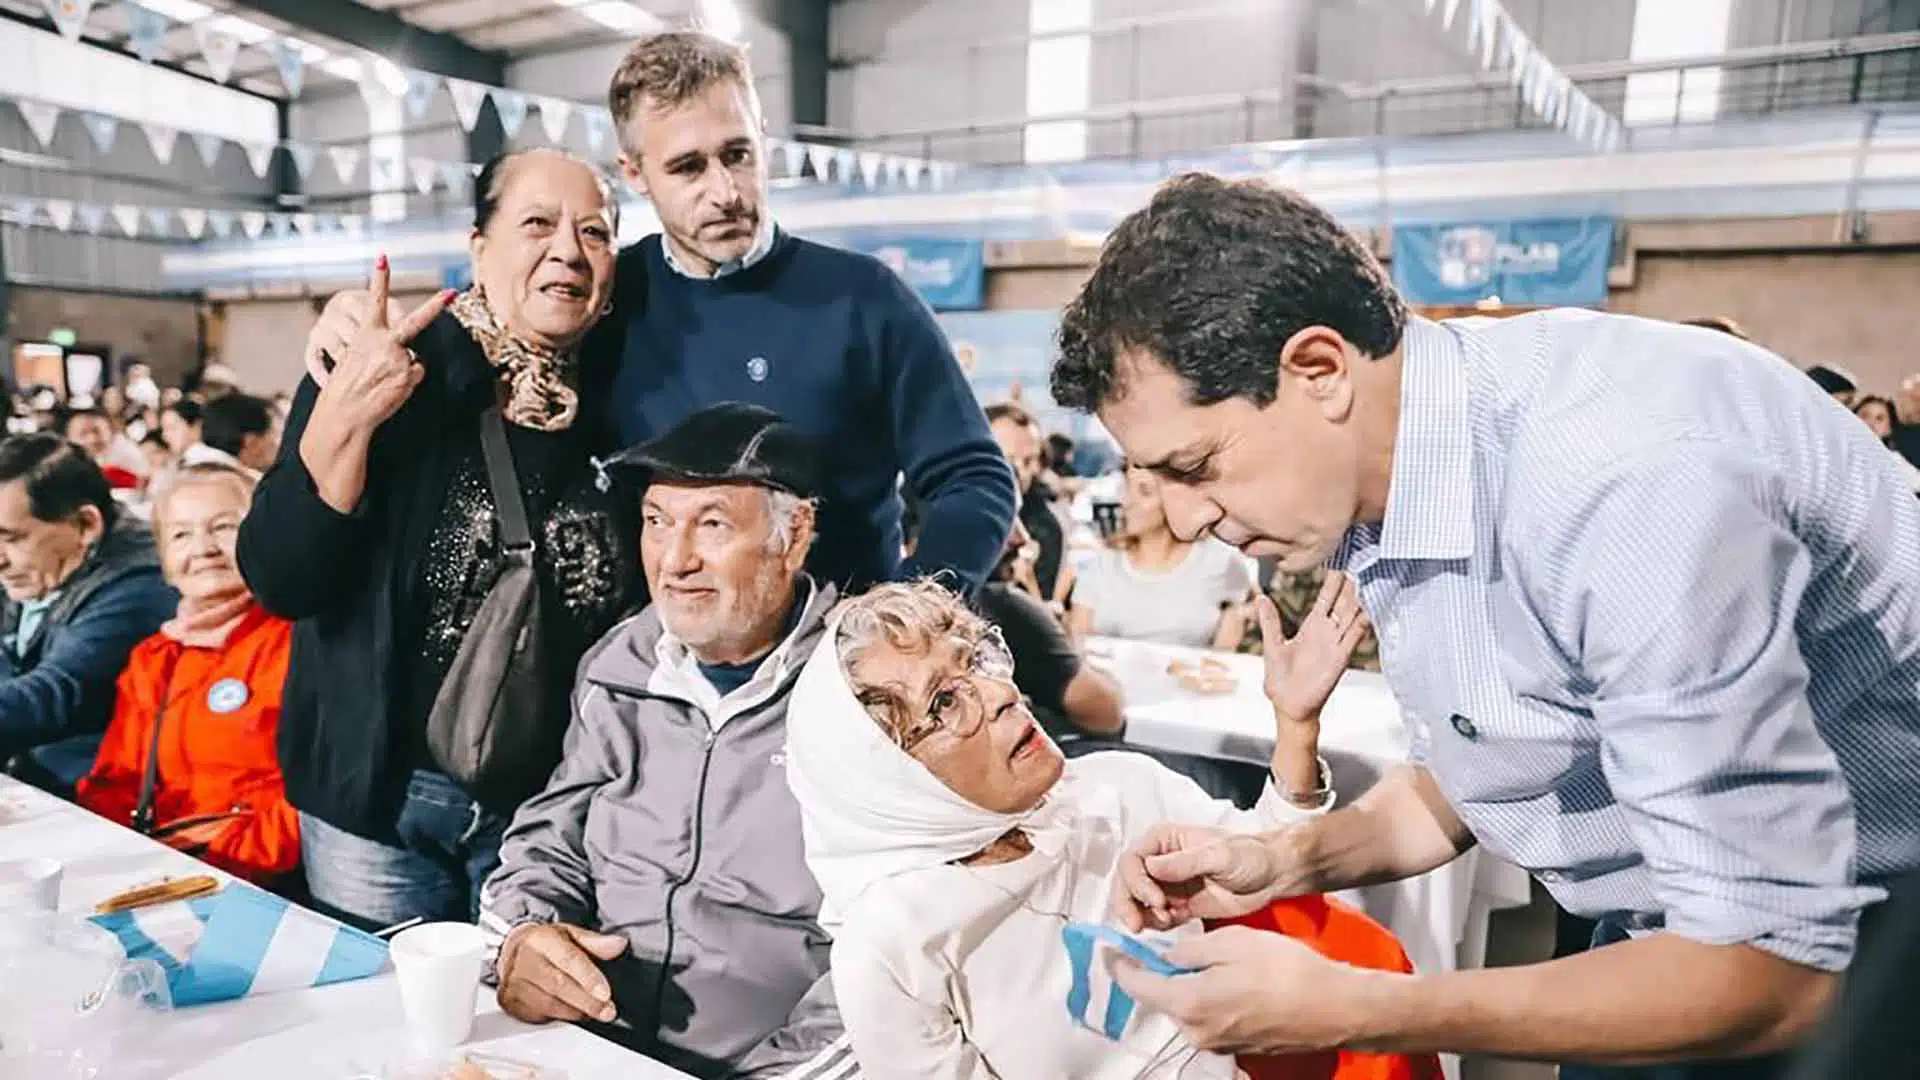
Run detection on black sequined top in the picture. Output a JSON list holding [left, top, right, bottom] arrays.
[[399, 418, 633, 765]]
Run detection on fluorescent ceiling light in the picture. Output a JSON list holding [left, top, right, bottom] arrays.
[[560, 1, 664, 34], [208, 12, 277, 45], [134, 0, 213, 20], [696, 0, 743, 40]]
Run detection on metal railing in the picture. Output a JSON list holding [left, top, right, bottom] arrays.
[[826, 31, 1920, 168]]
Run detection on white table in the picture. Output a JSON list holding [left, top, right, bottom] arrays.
[[0, 776, 691, 1080], [1086, 636, 1534, 978]]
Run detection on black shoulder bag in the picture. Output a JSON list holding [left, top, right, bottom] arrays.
[[423, 407, 553, 807]]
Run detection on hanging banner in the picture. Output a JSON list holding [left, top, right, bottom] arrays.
[[492, 90, 529, 138], [41, 0, 93, 41], [19, 100, 62, 148], [844, 234, 985, 311], [126, 3, 169, 63], [834, 149, 856, 184], [408, 157, 437, 195], [178, 206, 207, 239], [194, 21, 241, 85], [266, 212, 290, 237], [403, 70, 440, 121], [81, 112, 118, 153], [192, 130, 225, 169], [804, 143, 833, 181], [290, 212, 314, 235], [885, 157, 906, 187], [243, 142, 276, 179], [1392, 216, 1614, 307], [45, 198, 75, 231], [287, 142, 318, 181], [75, 203, 106, 233], [857, 152, 882, 188], [369, 153, 402, 191], [206, 208, 234, 238], [447, 78, 488, 132], [141, 122, 178, 164], [777, 139, 803, 179], [904, 159, 925, 189], [582, 108, 611, 154], [437, 160, 468, 197], [238, 210, 266, 239], [327, 144, 361, 183], [337, 213, 364, 235], [110, 203, 140, 237], [271, 38, 306, 97], [144, 206, 171, 236], [537, 98, 572, 144]]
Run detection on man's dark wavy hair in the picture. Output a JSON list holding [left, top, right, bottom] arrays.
[[1052, 173, 1406, 411]]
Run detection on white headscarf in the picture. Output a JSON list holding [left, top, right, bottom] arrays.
[[784, 622, 1078, 930]]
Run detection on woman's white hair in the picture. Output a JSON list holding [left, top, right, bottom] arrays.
[[834, 579, 987, 674], [833, 580, 989, 739]]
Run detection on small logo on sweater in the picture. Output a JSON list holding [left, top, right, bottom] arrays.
[[746, 356, 769, 382], [207, 678, 250, 714]]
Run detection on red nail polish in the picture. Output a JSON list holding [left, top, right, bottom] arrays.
[[375, 254, 388, 270]]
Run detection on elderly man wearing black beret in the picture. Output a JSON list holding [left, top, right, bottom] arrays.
[[480, 402, 855, 1079]]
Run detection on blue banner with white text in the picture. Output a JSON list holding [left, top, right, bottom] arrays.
[[841, 234, 985, 311], [1392, 217, 1614, 307]]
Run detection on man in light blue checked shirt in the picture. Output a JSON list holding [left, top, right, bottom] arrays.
[[1051, 174, 1920, 1079]]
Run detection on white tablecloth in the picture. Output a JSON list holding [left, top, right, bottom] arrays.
[[0, 776, 689, 1080], [1086, 636, 1534, 977]]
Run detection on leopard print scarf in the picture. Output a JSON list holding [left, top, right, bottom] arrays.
[[449, 287, 580, 432]]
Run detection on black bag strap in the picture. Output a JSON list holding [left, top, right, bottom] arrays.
[[479, 407, 533, 553], [131, 656, 184, 834]]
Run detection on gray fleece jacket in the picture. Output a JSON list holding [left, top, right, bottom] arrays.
[[480, 579, 851, 1079]]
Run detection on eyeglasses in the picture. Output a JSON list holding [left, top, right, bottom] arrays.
[[876, 626, 1016, 754]]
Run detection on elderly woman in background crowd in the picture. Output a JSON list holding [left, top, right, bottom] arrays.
[[78, 463, 297, 887], [784, 578, 1431, 1079], [1071, 467, 1254, 650], [238, 147, 635, 926]]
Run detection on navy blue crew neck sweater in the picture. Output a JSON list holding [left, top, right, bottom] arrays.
[[605, 229, 1016, 593]]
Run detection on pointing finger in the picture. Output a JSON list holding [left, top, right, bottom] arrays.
[[367, 254, 390, 330]]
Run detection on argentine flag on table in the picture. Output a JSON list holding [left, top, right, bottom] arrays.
[[89, 884, 388, 1006], [1061, 922, 1193, 1041]]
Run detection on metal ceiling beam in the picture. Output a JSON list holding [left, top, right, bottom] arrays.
[[222, 0, 506, 84]]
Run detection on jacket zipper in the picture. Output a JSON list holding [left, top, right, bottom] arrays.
[[648, 722, 717, 1047]]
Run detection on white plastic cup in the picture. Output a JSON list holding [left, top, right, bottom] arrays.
[[0, 858, 62, 912], [389, 921, 485, 1053]]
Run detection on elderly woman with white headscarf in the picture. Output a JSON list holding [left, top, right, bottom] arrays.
[[784, 576, 1371, 1079]]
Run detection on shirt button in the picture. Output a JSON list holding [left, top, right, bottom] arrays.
[[1450, 713, 1478, 739], [1538, 870, 1564, 884]]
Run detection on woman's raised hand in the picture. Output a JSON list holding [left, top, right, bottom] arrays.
[[314, 257, 452, 433]]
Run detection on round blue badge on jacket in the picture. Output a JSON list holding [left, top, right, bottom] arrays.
[[207, 678, 250, 714]]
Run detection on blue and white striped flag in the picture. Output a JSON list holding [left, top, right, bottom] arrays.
[[1060, 922, 1192, 1041], [90, 884, 388, 1006]]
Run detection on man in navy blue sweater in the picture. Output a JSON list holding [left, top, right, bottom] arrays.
[[306, 32, 1015, 595]]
